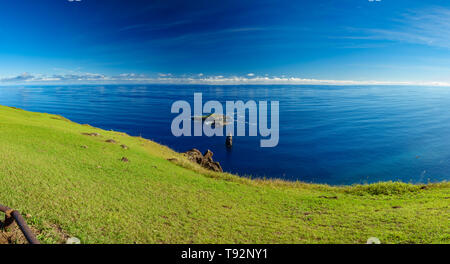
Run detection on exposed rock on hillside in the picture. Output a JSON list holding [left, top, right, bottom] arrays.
[[184, 149, 223, 172]]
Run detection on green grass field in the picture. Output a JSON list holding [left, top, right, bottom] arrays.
[[0, 105, 448, 244]]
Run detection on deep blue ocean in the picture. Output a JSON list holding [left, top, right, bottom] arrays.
[[1, 84, 450, 185]]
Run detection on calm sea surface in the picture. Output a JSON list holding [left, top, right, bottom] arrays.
[[1, 84, 450, 185]]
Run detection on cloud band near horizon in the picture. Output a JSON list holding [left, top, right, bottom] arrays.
[[1, 72, 450, 86]]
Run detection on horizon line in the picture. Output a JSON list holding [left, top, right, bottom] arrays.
[[1, 72, 450, 87], [2, 82, 450, 87]]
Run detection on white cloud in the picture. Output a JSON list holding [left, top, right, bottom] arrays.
[[247, 73, 255, 77], [349, 7, 450, 49], [158, 73, 172, 77], [0, 72, 34, 82]]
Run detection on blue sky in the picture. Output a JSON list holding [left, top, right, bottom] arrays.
[[1, 0, 450, 85]]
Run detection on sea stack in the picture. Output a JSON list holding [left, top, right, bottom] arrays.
[[226, 133, 233, 148]]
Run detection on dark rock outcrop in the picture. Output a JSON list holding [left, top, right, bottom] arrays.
[[226, 134, 232, 148], [82, 132, 100, 136], [184, 149, 223, 172]]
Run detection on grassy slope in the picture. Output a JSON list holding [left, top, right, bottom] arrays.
[[0, 105, 448, 244]]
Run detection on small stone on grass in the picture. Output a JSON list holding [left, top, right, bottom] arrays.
[[66, 237, 81, 244]]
